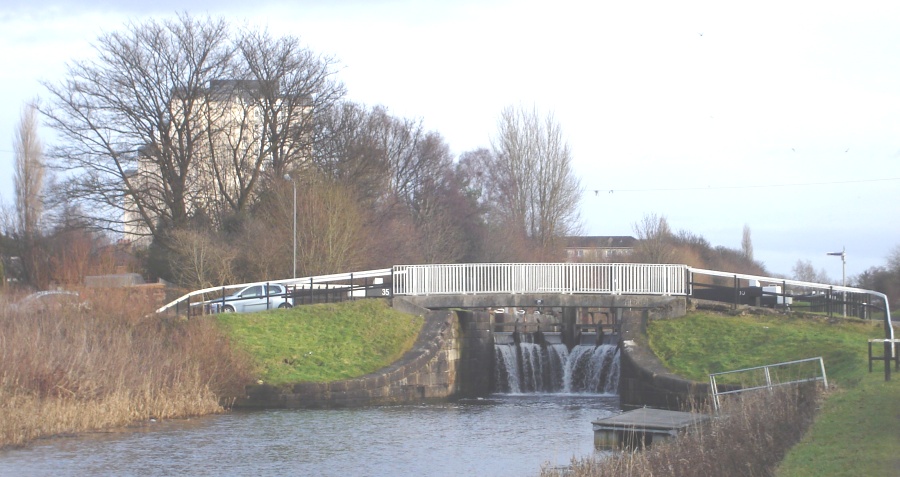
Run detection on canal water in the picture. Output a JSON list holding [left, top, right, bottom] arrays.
[[0, 394, 618, 477], [1, 339, 621, 476]]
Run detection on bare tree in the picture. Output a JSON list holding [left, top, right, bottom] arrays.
[[13, 102, 46, 287], [45, 224, 119, 287], [310, 103, 484, 264], [40, 14, 345, 243], [239, 30, 344, 181], [887, 244, 900, 274], [792, 259, 831, 284], [41, 14, 234, 240], [294, 177, 367, 276], [404, 133, 484, 263], [633, 213, 676, 263], [168, 228, 237, 289], [488, 106, 582, 254], [14, 102, 44, 239], [854, 246, 900, 307], [310, 101, 389, 205], [742, 224, 754, 261], [202, 30, 346, 220]]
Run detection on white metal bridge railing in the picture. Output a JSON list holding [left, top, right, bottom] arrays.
[[156, 263, 892, 350], [391, 263, 689, 297]]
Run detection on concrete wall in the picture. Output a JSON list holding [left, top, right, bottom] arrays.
[[235, 299, 493, 408]]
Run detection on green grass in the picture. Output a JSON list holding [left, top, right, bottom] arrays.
[[214, 299, 423, 385], [647, 312, 899, 476], [776, 374, 900, 476], [647, 313, 879, 385]]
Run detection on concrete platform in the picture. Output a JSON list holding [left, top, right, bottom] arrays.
[[592, 408, 710, 449]]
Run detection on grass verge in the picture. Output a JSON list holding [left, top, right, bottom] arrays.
[[214, 299, 424, 385], [776, 374, 900, 476]]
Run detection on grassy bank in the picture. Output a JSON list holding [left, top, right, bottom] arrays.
[[647, 312, 879, 384], [214, 299, 424, 385], [544, 311, 897, 476], [776, 371, 900, 476], [648, 312, 899, 475], [0, 290, 253, 449]]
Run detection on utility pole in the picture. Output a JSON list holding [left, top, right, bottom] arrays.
[[827, 247, 846, 317], [285, 174, 297, 278]]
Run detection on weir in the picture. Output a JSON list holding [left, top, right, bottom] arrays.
[[493, 331, 620, 394]]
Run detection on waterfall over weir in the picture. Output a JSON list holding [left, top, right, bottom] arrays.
[[494, 334, 620, 394]]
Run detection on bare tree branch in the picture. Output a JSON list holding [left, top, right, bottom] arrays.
[[488, 105, 582, 255]]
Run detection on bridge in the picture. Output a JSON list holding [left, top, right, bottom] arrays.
[[159, 262, 891, 316], [157, 262, 896, 377]]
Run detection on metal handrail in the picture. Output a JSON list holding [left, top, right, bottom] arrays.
[[155, 268, 392, 314], [709, 357, 828, 412], [688, 268, 894, 347]]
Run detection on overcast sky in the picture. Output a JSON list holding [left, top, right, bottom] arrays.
[[2, 0, 899, 279]]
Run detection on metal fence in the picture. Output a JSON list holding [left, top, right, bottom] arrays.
[[392, 263, 689, 296]]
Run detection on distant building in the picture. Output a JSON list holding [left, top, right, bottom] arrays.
[[84, 273, 146, 288], [564, 236, 637, 262], [123, 79, 311, 245]]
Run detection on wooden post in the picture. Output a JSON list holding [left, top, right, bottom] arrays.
[[781, 280, 787, 310], [869, 340, 874, 373], [885, 340, 892, 381]]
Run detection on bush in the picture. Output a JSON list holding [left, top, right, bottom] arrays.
[[0, 289, 254, 448]]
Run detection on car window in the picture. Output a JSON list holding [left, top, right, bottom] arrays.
[[268, 285, 285, 295], [243, 286, 262, 298]]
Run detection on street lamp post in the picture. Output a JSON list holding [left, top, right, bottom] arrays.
[[284, 174, 297, 279], [827, 247, 846, 317]]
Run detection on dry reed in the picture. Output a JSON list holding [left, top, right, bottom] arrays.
[[543, 384, 823, 477], [0, 289, 254, 449]]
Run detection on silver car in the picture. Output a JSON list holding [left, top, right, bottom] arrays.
[[217, 284, 293, 313], [14, 290, 89, 313]]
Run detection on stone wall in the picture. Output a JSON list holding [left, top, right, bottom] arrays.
[[233, 293, 710, 410], [235, 299, 494, 408], [454, 310, 494, 397], [617, 298, 711, 409]]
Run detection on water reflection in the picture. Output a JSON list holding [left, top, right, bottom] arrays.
[[0, 394, 619, 477]]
